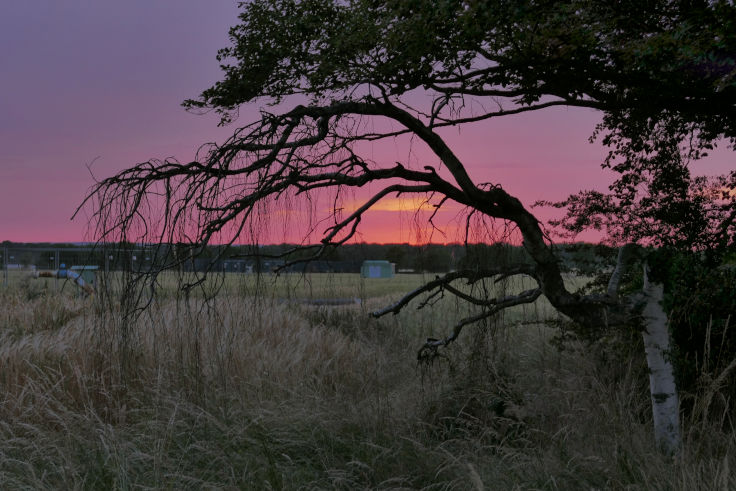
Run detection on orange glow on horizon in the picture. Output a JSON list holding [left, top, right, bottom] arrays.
[[335, 196, 463, 214]]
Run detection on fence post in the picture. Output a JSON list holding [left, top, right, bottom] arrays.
[[2, 246, 7, 287], [55, 250, 60, 290]]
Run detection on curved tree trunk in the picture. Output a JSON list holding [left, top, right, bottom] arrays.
[[642, 264, 681, 455]]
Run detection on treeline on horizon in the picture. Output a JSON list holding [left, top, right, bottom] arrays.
[[1, 240, 618, 274]]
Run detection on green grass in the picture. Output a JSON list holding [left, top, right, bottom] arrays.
[[0, 273, 734, 489]]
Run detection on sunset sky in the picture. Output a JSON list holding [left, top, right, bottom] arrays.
[[2, 1, 732, 244]]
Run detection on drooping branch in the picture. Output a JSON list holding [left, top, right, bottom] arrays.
[[372, 266, 538, 318], [82, 95, 640, 331], [322, 184, 435, 242], [370, 264, 549, 357], [80, 99, 481, 271], [240, 183, 441, 272], [416, 287, 543, 362]]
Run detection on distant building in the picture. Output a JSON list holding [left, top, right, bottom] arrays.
[[361, 260, 394, 278]]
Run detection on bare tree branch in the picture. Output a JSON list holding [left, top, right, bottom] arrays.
[[82, 94, 636, 333], [372, 266, 538, 318], [417, 287, 543, 362]]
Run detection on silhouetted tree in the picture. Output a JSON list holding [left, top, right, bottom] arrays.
[[82, 0, 736, 453]]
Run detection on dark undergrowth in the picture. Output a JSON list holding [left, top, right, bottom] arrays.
[[0, 288, 734, 489]]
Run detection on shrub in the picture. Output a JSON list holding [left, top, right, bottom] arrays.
[[662, 253, 736, 423]]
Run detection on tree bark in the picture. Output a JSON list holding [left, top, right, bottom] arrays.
[[641, 263, 681, 455]]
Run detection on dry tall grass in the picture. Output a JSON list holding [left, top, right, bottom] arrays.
[[0, 276, 734, 489]]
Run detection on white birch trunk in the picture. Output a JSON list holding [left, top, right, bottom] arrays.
[[641, 264, 681, 455]]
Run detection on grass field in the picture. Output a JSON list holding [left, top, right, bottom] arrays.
[[4, 269, 431, 299], [0, 272, 734, 489]]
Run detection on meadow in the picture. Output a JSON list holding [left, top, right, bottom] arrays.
[[0, 271, 734, 489]]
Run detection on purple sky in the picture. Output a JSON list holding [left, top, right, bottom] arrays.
[[1, 1, 239, 242], [1, 2, 732, 244]]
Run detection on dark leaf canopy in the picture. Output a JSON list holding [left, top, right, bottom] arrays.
[[184, 0, 479, 116], [186, 0, 736, 139]]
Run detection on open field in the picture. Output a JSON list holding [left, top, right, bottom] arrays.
[[1, 273, 734, 489], [4, 269, 434, 299]]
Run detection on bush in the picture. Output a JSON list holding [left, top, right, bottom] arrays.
[[661, 253, 736, 423]]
